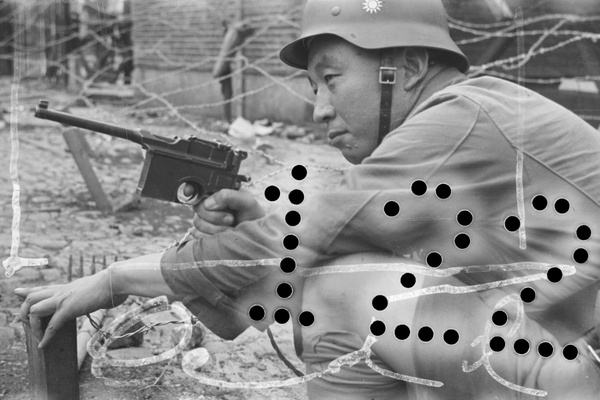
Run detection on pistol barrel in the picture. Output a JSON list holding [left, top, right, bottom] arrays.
[[35, 100, 144, 146]]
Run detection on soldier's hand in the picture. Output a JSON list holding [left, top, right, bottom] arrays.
[[192, 189, 265, 236], [14, 270, 127, 349]]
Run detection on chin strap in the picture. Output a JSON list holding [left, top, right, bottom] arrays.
[[378, 49, 397, 145]]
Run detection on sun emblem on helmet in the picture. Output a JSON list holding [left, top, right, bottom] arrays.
[[362, 0, 383, 13]]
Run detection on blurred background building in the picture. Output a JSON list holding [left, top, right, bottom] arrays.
[[1, 0, 599, 125]]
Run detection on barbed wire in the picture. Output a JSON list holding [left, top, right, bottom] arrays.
[[0, 4, 598, 124], [482, 70, 600, 84], [2, 4, 597, 172], [87, 311, 197, 342], [3, 1, 600, 390], [469, 34, 598, 74], [448, 13, 600, 30]]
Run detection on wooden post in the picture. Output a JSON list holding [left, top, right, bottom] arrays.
[[79, 254, 84, 278], [67, 54, 79, 92], [63, 128, 113, 213], [90, 255, 96, 275], [232, 0, 244, 119], [24, 317, 79, 400]]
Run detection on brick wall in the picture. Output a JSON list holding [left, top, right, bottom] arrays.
[[132, 0, 304, 76], [132, 0, 600, 79], [130, 0, 600, 123]]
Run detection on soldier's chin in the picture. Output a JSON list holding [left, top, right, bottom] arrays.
[[340, 149, 365, 165]]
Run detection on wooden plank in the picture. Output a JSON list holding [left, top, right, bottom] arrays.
[[63, 128, 113, 213], [25, 317, 80, 400], [232, 0, 244, 119]]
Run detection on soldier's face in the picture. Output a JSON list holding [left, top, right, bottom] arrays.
[[307, 36, 383, 164]]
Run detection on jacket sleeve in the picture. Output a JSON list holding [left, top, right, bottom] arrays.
[[160, 94, 484, 338]]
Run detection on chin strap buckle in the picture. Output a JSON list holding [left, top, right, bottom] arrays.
[[378, 50, 396, 144], [379, 66, 397, 85]]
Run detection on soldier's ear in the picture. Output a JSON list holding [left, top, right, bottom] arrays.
[[399, 47, 429, 91]]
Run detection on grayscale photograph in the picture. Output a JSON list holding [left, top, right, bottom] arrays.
[[0, 0, 599, 399]]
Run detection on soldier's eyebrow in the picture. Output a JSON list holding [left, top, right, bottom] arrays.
[[312, 54, 344, 73]]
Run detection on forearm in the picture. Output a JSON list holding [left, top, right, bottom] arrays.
[[108, 252, 177, 299]]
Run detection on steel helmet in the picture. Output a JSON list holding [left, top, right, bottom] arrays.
[[280, 0, 470, 72]]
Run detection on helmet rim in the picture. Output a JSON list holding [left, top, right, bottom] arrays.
[[279, 0, 470, 73], [280, 33, 470, 73]]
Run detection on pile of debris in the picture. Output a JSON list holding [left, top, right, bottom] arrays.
[[219, 116, 320, 143]]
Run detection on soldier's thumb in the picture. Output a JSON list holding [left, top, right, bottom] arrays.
[[204, 189, 236, 211]]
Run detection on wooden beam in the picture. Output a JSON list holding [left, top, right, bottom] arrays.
[[232, 0, 244, 119], [62, 128, 113, 212], [25, 317, 79, 400]]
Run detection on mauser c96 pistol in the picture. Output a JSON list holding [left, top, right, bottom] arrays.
[[34, 100, 250, 205]]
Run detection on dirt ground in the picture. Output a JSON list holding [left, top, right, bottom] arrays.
[[0, 78, 350, 399]]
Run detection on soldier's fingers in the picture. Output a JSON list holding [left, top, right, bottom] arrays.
[[14, 285, 51, 298], [38, 310, 67, 349], [193, 218, 231, 235], [28, 296, 58, 344], [28, 297, 57, 319], [193, 214, 233, 234], [195, 207, 235, 226], [18, 290, 54, 325], [201, 192, 228, 211], [204, 189, 251, 212], [29, 314, 44, 344]]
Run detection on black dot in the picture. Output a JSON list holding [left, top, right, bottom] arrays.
[[276, 282, 293, 299], [532, 195, 548, 211], [372, 295, 388, 311], [370, 320, 386, 336], [384, 201, 400, 217], [520, 287, 536, 303], [401, 273, 416, 288], [289, 189, 304, 205], [274, 308, 290, 324], [456, 210, 473, 226], [280, 257, 296, 273], [576, 225, 592, 241], [248, 304, 265, 321], [395, 324, 410, 340], [298, 311, 315, 327], [514, 338, 530, 355], [435, 183, 452, 199], [443, 329, 459, 345], [283, 234, 299, 250], [454, 233, 470, 249], [547, 267, 562, 283], [538, 341, 554, 357], [291, 165, 307, 180], [573, 248, 589, 264], [285, 211, 301, 226], [492, 310, 508, 326], [504, 216, 521, 232], [418, 326, 434, 342], [554, 198, 570, 214], [264, 185, 280, 202], [562, 344, 579, 360], [490, 336, 505, 352], [411, 180, 427, 196], [426, 251, 443, 268]]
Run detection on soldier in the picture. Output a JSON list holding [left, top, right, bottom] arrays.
[[16, 0, 600, 398]]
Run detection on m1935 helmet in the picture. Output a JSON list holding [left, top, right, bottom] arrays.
[[279, 0, 470, 73]]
